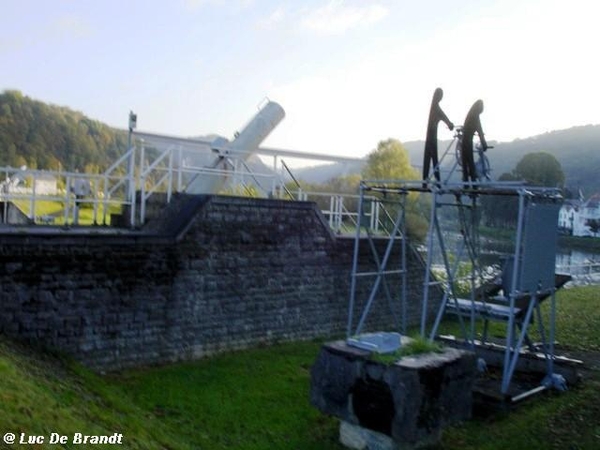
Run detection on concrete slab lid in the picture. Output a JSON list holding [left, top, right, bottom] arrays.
[[346, 332, 403, 354], [395, 347, 469, 369]]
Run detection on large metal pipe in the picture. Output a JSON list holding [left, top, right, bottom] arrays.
[[186, 101, 285, 194], [228, 101, 285, 157]]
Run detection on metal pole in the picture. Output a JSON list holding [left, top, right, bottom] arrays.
[[2, 169, 7, 223], [420, 189, 438, 337], [29, 173, 36, 221], [469, 195, 477, 348], [129, 144, 137, 229], [401, 193, 407, 334], [371, 200, 377, 231], [347, 183, 365, 338], [127, 125, 133, 203], [502, 190, 527, 394], [177, 146, 183, 193], [139, 143, 146, 226], [167, 148, 174, 203], [63, 175, 70, 225], [92, 177, 99, 225], [329, 196, 335, 229], [505, 294, 537, 387], [102, 173, 109, 226], [337, 196, 343, 232], [548, 288, 557, 377]]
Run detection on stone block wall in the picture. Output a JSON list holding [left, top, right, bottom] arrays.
[[0, 196, 439, 370]]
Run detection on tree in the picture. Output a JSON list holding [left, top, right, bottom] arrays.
[[362, 139, 419, 181], [586, 219, 600, 237], [483, 152, 565, 228], [513, 152, 565, 188], [481, 172, 519, 227], [362, 139, 427, 241], [0, 90, 128, 171]]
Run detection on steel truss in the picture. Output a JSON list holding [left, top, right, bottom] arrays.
[[347, 177, 567, 397], [347, 181, 410, 339]]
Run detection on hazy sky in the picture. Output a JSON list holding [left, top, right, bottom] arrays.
[[2, 0, 599, 159]]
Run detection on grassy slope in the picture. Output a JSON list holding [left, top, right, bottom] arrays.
[[0, 340, 188, 449], [0, 339, 342, 450], [0, 287, 599, 449]]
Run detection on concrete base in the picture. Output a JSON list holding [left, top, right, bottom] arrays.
[[311, 338, 477, 449], [340, 421, 399, 450]]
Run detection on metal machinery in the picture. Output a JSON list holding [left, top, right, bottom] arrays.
[[347, 127, 572, 399]]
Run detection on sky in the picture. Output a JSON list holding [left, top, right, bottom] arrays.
[[2, 0, 599, 160]]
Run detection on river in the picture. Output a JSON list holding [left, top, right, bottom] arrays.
[[482, 238, 600, 285], [423, 233, 600, 286]]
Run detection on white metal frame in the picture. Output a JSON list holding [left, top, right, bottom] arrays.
[[0, 129, 376, 234]]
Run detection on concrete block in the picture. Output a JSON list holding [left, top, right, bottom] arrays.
[[311, 340, 477, 449]]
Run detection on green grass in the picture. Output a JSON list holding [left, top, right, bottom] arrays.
[[441, 379, 600, 449], [437, 285, 600, 352], [0, 286, 599, 449], [12, 199, 121, 226], [0, 340, 188, 449], [371, 336, 444, 364], [0, 339, 342, 450], [558, 234, 600, 252], [435, 285, 600, 449], [109, 342, 343, 450]]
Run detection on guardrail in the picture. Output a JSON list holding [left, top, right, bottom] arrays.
[[0, 146, 380, 234]]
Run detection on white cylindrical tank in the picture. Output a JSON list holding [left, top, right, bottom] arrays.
[[229, 101, 285, 157], [185, 101, 285, 194]]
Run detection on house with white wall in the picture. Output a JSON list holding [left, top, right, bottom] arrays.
[[559, 194, 600, 237]]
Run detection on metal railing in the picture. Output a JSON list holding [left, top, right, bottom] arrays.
[[0, 137, 380, 234], [0, 166, 132, 227]]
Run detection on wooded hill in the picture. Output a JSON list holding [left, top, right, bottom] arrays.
[[487, 125, 600, 195], [297, 125, 600, 196], [0, 90, 127, 172]]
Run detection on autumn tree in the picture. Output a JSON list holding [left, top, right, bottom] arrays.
[[362, 138, 419, 181], [363, 139, 427, 241]]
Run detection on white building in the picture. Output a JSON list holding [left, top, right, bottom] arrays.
[[33, 173, 58, 195], [559, 194, 600, 237], [558, 202, 578, 234]]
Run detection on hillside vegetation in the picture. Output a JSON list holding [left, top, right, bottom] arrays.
[[296, 125, 600, 196], [0, 90, 127, 172]]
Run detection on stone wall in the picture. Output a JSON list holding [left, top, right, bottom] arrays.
[[0, 196, 438, 370]]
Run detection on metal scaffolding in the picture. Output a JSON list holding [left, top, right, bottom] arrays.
[[347, 175, 568, 397], [346, 181, 410, 340]]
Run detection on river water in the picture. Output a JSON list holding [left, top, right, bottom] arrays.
[[481, 238, 600, 285], [424, 234, 600, 286], [555, 247, 600, 284]]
